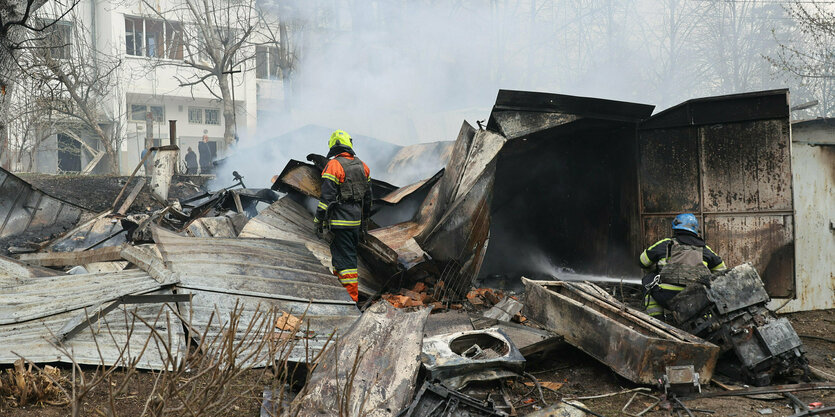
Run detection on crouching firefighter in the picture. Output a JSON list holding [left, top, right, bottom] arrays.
[[314, 130, 372, 302], [640, 213, 727, 319]]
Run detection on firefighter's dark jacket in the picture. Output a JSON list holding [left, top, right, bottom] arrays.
[[639, 230, 726, 272], [314, 149, 372, 229]]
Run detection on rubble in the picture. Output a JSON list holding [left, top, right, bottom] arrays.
[[522, 277, 720, 385], [421, 328, 525, 390], [0, 87, 829, 416], [292, 302, 430, 417]]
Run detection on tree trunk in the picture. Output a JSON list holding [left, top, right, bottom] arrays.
[[217, 70, 236, 146]]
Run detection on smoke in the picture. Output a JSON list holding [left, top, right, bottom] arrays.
[[218, 1, 798, 189]]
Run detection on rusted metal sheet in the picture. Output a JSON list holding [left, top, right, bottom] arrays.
[[638, 90, 795, 297], [0, 269, 170, 324], [239, 197, 382, 295], [273, 160, 322, 197], [522, 278, 719, 385], [0, 167, 89, 241], [293, 302, 430, 417], [15, 245, 124, 267], [0, 289, 186, 370], [770, 138, 835, 312], [152, 230, 360, 363]]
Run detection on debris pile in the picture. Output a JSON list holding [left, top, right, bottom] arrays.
[[0, 88, 828, 416]]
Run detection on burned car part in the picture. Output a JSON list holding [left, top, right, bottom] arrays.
[[669, 263, 808, 386], [421, 328, 525, 390]]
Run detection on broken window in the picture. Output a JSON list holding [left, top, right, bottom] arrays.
[[125, 16, 183, 60], [125, 17, 143, 56], [145, 20, 163, 58], [165, 21, 183, 60]]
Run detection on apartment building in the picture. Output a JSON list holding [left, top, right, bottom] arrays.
[[25, 0, 284, 175]]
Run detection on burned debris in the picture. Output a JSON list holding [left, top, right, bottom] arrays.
[[0, 88, 832, 416]]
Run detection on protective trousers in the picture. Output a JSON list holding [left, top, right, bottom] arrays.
[[330, 228, 359, 302]]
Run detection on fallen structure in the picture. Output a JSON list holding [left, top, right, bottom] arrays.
[[0, 87, 823, 416], [522, 277, 720, 385]]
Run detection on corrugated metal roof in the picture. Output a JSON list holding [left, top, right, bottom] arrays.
[[0, 289, 186, 370], [239, 197, 382, 295], [153, 229, 360, 363], [0, 168, 89, 240], [45, 212, 126, 252], [0, 269, 169, 324]]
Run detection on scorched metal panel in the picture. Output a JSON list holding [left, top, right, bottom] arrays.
[[638, 90, 795, 297]]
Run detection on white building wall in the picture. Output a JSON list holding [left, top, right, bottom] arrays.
[[82, 0, 261, 174], [768, 123, 835, 313]]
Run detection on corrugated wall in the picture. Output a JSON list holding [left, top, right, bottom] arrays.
[[769, 140, 835, 312]]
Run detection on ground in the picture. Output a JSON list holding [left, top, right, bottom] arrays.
[[2, 309, 833, 416], [18, 173, 212, 213]]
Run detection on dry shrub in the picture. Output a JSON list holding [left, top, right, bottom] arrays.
[[0, 359, 68, 407]]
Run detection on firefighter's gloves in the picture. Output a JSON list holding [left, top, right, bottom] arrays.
[[314, 217, 324, 239], [697, 275, 713, 287]]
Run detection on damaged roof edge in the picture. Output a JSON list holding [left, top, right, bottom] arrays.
[[488, 89, 655, 125], [641, 89, 790, 129]]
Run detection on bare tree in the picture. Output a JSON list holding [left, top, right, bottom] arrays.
[[771, 2, 835, 116], [141, 0, 266, 147], [0, 0, 50, 169], [13, 1, 125, 173]]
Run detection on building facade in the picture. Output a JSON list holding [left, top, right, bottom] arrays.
[[22, 0, 284, 175]]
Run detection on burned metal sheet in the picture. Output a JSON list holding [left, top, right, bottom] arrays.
[[0, 289, 186, 370], [0, 269, 170, 324], [238, 196, 382, 295], [292, 302, 430, 417], [369, 124, 502, 296], [0, 254, 59, 283], [272, 160, 322, 197], [0, 167, 89, 241], [45, 212, 126, 252], [185, 212, 248, 237], [522, 278, 719, 385], [378, 170, 443, 205], [638, 90, 795, 297], [152, 230, 361, 364], [487, 89, 655, 137]]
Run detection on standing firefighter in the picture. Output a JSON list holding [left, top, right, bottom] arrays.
[[640, 213, 727, 318], [314, 130, 372, 302]]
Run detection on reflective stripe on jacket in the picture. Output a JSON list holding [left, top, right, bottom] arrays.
[[639, 235, 726, 272], [314, 152, 372, 229]]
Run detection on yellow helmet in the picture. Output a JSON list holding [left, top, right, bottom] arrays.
[[328, 130, 353, 148]]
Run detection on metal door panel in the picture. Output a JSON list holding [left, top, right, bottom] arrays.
[[638, 90, 795, 297]]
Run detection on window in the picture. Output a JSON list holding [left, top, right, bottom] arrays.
[[188, 107, 203, 124], [204, 109, 219, 125], [130, 104, 164, 122], [41, 20, 73, 59], [255, 46, 282, 79], [125, 16, 183, 59], [189, 107, 220, 125]]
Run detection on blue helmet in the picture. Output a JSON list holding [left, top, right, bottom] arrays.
[[672, 213, 699, 234]]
